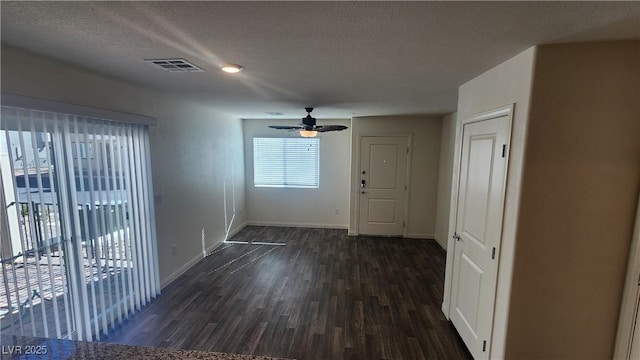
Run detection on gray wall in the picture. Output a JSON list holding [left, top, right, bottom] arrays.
[[434, 112, 456, 249], [242, 119, 351, 228]]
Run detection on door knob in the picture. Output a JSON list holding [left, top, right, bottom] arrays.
[[453, 232, 461, 241]]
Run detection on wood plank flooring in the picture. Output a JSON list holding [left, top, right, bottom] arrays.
[[106, 226, 472, 360]]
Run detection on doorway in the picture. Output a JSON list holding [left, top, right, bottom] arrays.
[[448, 108, 511, 359], [357, 136, 410, 236]]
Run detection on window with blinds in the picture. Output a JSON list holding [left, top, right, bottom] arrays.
[[0, 105, 159, 341], [253, 137, 319, 188]]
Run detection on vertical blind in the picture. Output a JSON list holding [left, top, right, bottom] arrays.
[[0, 106, 159, 341], [253, 137, 319, 188]]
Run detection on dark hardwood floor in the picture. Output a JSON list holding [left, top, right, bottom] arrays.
[[106, 226, 472, 360]]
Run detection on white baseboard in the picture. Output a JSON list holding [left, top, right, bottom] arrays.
[[346, 232, 436, 239], [246, 221, 348, 230], [161, 250, 205, 289], [406, 233, 435, 239], [442, 301, 450, 320], [160, 222, 248, 289], [346, 231, 435, 238]]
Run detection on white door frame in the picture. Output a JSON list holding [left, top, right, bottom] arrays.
[[442, 105, 514, 356], [354, 134, 412, 237], [614, 193, 640, 359]]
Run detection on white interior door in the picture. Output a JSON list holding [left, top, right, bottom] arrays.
[[631, 307, 640, 359], [358, 136, 408, 236], [450, 116, 509, 359], [614, 193, 640, 359]]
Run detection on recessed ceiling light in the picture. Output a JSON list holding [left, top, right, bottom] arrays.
[[221, 64, 243, 73], [266, 112, 284, 116]]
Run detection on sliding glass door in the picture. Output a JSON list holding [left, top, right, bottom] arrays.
[[0, 106, 159, 341]]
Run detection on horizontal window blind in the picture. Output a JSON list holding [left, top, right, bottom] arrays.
[[0, 105, 159, 341], [253, 137, 319, 188]]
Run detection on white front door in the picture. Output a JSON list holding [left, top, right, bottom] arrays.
[[358, 136, 408, 236], [450, 115, 509, 359]]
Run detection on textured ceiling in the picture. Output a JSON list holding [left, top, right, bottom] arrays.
[[1, 1, 639, 119]]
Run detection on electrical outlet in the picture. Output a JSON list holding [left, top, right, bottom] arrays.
[[334, 208, 339, 215], [171, 244, 177, 256]]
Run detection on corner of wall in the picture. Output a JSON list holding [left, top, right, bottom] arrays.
[[434, 112, 457, 251], [505, 41, 640, 359], [160, 221, 248, 289]]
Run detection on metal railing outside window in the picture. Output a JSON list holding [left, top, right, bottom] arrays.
[[0, 106, 159, 341]]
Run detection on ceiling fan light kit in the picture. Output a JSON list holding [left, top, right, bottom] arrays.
[[221, 64, 243, 73], [268, 107, 348, 137]]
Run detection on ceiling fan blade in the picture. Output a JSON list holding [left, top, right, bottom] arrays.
[[268, 108, 346, 134], [315, 125, 348, 132], [268, 125, 303, 130]]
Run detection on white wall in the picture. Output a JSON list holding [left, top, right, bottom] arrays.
[[443, 47, 536, 359], [0, 46, 247, 287], [348, 115, 442, 238], [434, 112, 456, 249], [242, 119, 351, 228]]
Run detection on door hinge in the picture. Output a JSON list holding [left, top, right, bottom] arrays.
[[406, 147, 410, 154], [483, 340, 487, 352], [501, 144, 506, 158], [403, 221, 406, 228], [492, 247, 496, 260], [637, 271, 640, 285]]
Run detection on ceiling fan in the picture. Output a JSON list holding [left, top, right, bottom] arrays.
[[268, 107, 348, 138]]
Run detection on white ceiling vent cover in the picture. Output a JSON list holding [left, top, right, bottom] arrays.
[[145, 58, 204, 72]]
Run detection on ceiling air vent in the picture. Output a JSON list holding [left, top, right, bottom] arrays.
[[145, 58, 204, 72]]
